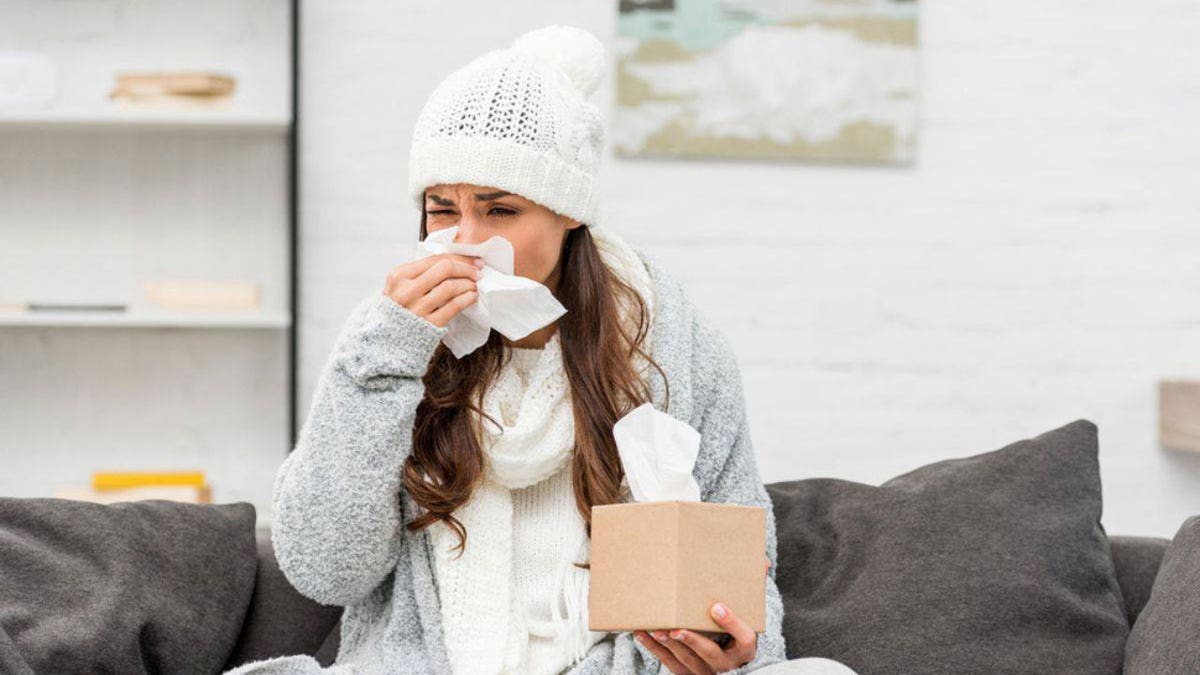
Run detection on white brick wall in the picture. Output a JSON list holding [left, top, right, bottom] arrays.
[[299, 0, 1200, 537]]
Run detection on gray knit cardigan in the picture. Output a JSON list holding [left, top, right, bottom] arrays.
[[225, 248, 787, 675]]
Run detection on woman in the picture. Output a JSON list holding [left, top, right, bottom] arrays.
[[228, 24, 857, 675]]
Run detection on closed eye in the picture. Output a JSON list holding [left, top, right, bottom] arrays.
[[426, 207, 517, 218]]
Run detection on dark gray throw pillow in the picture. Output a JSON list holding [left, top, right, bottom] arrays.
[[766, 419, 1129, 675], [1124, 515, 1200, 674], [0, 497, 258, 674]]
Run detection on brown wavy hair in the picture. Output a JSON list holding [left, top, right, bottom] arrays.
[[401, 209, 670, 569]]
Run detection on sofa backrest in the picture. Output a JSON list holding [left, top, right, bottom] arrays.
[[1107, 535, 1170, 625], [223, 531, 1172, 671]]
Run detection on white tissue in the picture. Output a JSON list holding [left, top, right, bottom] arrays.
[[612, 402, 702, 502], [413, 225, 568, 358]]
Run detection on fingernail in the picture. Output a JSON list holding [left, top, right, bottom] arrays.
[[653, 631, 666, 640], [670, 630, 683, 640], [712, 603, 727, 618], [474, 258, 485, 268]]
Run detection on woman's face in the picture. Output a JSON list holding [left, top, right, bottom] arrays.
[[424, 183, 581, 288]]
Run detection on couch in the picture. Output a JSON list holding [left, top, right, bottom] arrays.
[[1, 418, 1196, 674], [227, 531, 1171, 672]]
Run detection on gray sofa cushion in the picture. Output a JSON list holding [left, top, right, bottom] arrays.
[[766, 419, 1129, 675], [0, 497, 257, 674], [1124, 515, 1200, 674]]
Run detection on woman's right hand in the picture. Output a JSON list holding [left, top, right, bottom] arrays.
[[383, 253, 485, 327]]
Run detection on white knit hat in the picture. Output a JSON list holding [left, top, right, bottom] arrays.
[[407, 25, 607, 227]]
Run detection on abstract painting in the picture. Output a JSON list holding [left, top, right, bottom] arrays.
[[615, 0, 919, 164]]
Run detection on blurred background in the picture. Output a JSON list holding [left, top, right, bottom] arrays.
[[1, 0, 1197, 539]]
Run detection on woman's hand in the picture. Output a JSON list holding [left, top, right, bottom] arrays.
[[633, 555, 770, 674], [383, 252, 484, 327]]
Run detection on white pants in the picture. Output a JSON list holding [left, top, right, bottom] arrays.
[[226, 654, 860, 675], [749, 657, 860, 674]]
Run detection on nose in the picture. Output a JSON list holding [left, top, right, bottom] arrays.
[[453, 213, 488, 246]]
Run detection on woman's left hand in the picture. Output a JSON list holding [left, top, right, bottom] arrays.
[[632, 555, 769, 674]]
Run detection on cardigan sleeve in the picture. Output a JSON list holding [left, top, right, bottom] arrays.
[[271, 292, 448, 607], [690, 321, 789, 675], [701, 417, 789, 674]]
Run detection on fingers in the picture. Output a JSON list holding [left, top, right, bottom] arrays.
[[381, 253, 483, 328], [424, 287, 478, 328], [653, 630, 716, 675], [634, 631, 691, 674], [402, 253, 482, 282], [409, 277, 477, 318], [710, 602, 757, 663], [664, 629, 732, 674], [406, 256, 482, 301]]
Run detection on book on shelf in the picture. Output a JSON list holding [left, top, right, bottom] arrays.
[[110, 71, 235, 98], [92, 470, 207, 490], [0, 301, 129, 313], [109, 70, 237, 111]]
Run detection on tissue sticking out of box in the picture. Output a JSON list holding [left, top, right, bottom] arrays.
[[612, 401, 702, 502], [413, 226, 567, 358]]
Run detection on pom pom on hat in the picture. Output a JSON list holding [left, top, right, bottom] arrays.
[[512, 25, 605, 97]]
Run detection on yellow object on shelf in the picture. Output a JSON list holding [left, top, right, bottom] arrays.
[[92, 471, 206, 491]]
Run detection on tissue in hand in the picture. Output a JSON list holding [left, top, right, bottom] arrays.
[[412, 225, 567, 358], [588, 402, 767, 634]]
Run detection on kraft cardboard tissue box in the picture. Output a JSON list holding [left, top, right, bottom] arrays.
[[587, 402, 767, 633], [589, 499, 766, 633]]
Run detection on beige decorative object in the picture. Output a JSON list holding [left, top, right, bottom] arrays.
[[110, 71, 235, 97], [142, 280, 261, 310], [54, 484, 212, 504], [1159, 379, 1200, 453], [109, 70, 236, 111]]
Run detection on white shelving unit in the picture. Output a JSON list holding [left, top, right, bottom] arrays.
[[0, 110, 291, 133], [0, 1, 294, 529], [0, 309, 291, 329]]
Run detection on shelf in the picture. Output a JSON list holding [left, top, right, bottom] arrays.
[[0, 110, 291, 134], [0, 309, 292, 329]]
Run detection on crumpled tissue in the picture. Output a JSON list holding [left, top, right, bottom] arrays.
[[412, 225, 567, 358], [612, 401, 702, 502]]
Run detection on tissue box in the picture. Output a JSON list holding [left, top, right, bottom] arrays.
[[588, 500, 766, 633]]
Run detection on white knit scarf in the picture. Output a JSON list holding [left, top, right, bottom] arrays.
[[429, 225, 655, 675]]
